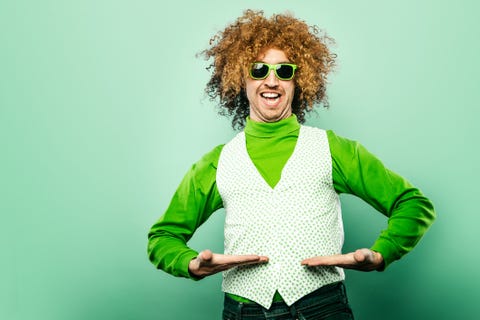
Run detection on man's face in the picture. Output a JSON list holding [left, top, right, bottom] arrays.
[[245, 48, 295, 123]]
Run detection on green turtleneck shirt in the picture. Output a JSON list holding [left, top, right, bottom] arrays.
[[244, 114, 300, 188], [147, 115, 435, 299]]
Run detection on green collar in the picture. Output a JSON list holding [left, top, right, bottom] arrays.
[[244, 114, 300, 138]]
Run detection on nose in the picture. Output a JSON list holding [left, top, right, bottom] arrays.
[[264, 68, 279, 87]]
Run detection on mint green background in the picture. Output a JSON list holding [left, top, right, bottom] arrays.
[[1, 1, 479, 319]]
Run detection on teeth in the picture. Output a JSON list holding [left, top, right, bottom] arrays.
[[261, 92, 280, 98]]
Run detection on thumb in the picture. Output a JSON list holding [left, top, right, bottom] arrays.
[[353, 249, 373, 264], [199, 249, 213, 262]]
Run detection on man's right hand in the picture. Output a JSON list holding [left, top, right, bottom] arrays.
[[188, 249, 269, 278]]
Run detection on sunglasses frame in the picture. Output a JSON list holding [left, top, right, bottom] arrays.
[[249, 62, 298, 81]]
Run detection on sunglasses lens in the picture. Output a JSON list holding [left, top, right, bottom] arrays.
[[275, 64, 295, 80], [250, 63, 269, 79]]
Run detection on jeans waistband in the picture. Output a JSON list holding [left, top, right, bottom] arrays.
[[224, 281, 345, 308], [223, 281, 353, 319]]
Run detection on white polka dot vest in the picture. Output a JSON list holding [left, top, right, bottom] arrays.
[[217, 125, 345, 309]]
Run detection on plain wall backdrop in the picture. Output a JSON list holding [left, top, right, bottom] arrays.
[[1, 0, 479, 319]]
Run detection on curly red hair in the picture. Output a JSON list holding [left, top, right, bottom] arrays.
[[201, 10, 336, 129]]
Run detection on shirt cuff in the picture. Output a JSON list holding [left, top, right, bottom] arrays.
[[370, 239, 401, 271], [177, 250, 201, 279]]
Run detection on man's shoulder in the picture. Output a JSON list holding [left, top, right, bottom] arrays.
[[299, 125, 331, 142], [302, 127, 355, 146], [195, 130, 248, 170], [300, 125, 335, 137], [299, 126, 361, 156], [195, 144, 225, 171]]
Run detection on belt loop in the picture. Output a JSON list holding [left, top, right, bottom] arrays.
[[289, 304, 298, 318], [237, 301, 243, 320]]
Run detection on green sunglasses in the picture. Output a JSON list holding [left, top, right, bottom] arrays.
[[249, 62, 298, 81]]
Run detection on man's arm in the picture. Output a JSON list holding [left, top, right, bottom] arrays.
[[147, 145, 268, 279], [304, 131, 436, 271], [147, 145, 225, 278]]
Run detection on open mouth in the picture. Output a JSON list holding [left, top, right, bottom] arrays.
[[260, 92, 281, 105]]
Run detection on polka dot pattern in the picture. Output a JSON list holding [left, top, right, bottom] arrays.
[[217, 126, 345, 309]]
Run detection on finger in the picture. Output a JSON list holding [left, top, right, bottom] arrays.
[[198, 249, 213, 262], [353, 248, 381, 265], [301, 253, 354, 267], [214, 254, 269, 266], [353, 249, 371, 263], [301, 249, 384, 271]]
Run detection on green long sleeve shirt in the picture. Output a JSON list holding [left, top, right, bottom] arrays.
[[148, 115, 435, 281]]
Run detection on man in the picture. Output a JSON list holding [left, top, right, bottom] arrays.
[[148, 10, 435, 319]]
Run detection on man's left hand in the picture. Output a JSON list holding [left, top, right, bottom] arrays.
[[301, 248, 384, 272]]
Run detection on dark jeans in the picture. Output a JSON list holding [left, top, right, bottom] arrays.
[[223, 282, 354, 320]]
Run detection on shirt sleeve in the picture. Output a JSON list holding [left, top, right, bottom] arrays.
[[147, 145, 225, 279], [327, 130, 436, 269]]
